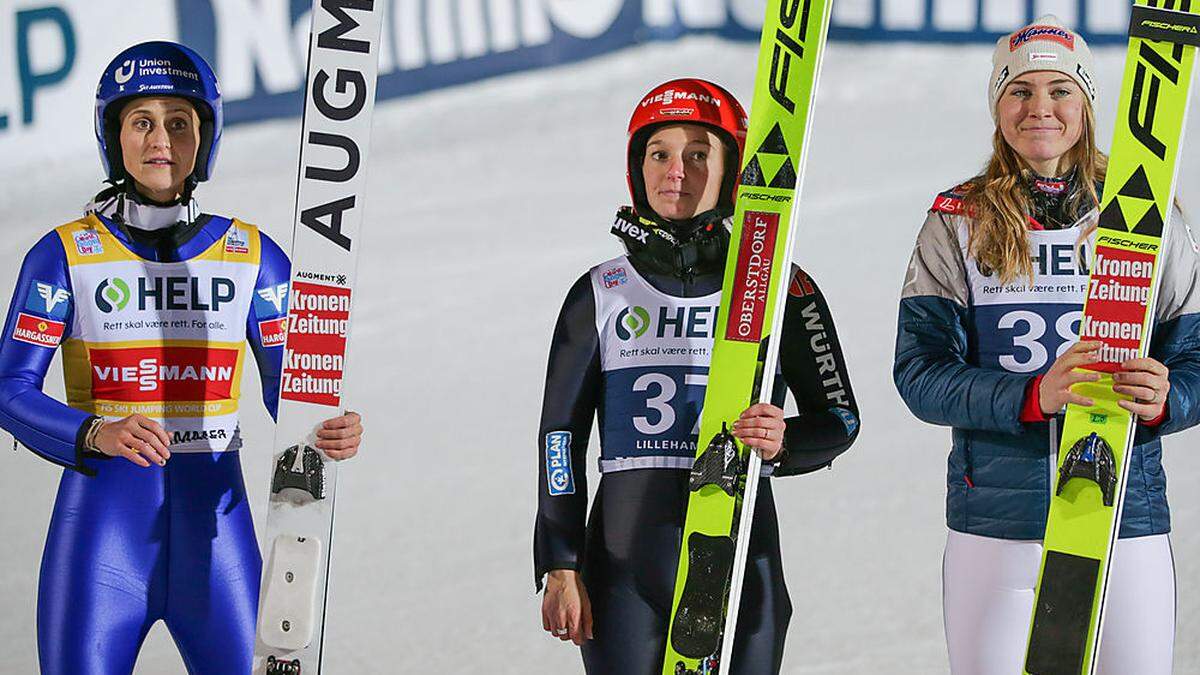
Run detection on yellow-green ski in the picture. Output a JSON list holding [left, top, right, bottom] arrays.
[[1025, 3, 1200, 674], [661, 1, 833, 673]]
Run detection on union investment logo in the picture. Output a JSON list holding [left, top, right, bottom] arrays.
[[94, 278, 131, 313], [615, 305, 650, 340]]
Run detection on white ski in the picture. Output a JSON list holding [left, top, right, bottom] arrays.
[[252, 2, 383, 673]]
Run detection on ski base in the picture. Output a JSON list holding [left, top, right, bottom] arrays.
[[259, 535, 323, 651], [1026, 551, 1101, 675], [671, 533, 736, 658]]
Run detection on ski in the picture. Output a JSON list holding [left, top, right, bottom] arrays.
[[252, 2, 383, 673], [1024, 3, 1200, 674], [661, 1, 833, 673]]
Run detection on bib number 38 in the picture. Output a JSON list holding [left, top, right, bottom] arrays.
[[996, 309, 1082, 373]]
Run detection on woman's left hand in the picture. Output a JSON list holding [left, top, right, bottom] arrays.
[[731, 403, 786, 461], [316, 411, 363, 460], [1114, 358, 1170, 422]]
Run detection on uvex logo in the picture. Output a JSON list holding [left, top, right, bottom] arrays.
[[614, 218, 650, 244], [769, 0, 815, 114]]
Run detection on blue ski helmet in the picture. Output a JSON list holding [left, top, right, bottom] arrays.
[[95, 41, 222, 183]]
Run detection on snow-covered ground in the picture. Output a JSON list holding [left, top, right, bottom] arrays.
[[1, 37, 1198, 673]]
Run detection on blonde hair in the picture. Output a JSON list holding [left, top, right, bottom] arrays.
[[964, 101, 1108, 283]]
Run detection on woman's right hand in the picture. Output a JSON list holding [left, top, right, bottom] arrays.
[[541, 569, 593, 646], [1039, 340, 1103, 415], [92, 414, 172, 467]]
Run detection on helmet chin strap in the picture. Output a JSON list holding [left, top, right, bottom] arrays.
[[646, 206, 731, 240], [87, 178, 199, 230]]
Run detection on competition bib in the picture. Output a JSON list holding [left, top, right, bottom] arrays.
[[593, 257, 719, 472]]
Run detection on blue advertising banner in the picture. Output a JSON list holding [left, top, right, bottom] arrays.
[[0, 0, 1133, 158], [172, 0, 1131, 127]]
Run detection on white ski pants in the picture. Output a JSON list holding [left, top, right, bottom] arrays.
[[942, 529, 1175, 675]]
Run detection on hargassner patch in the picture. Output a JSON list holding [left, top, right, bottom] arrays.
[[258, 317, 287, 347], [11, 313, 65, 348], [25, 281, 71, 320], [545, 431, 575, 496]]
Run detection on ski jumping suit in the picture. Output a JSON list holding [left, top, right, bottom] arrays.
[[535, 211, 859, 674], [0, 198, 290, 674], [895, 175, 1200, 674]]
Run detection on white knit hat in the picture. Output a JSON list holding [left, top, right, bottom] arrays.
[[989, 15, 1097, 118]]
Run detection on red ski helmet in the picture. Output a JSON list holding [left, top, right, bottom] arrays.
[[627, 78, 749, 219]]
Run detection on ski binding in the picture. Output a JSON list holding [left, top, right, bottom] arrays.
[[272, 444, 326, 501], [689, 423, 744, 495], [265, 655, 302, 675], [1056, 432, 1118, 506]]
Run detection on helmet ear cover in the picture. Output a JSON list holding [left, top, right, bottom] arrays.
[[101, 95, 216, 185], [627, 121, 742, 221]]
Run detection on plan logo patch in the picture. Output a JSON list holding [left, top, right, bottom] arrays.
[[545, 431, 575, 496], [830, 406, 859, 435], [602, 266, 628, 289], [224, 227, 250, 254], [25, 282, 71, 320], [73, 229, 104, 256], [12, 313, 65, 347], [258, 317, 287, 347]]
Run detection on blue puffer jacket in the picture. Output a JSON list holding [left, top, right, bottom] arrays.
[[894, 182, 1200, 540]]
